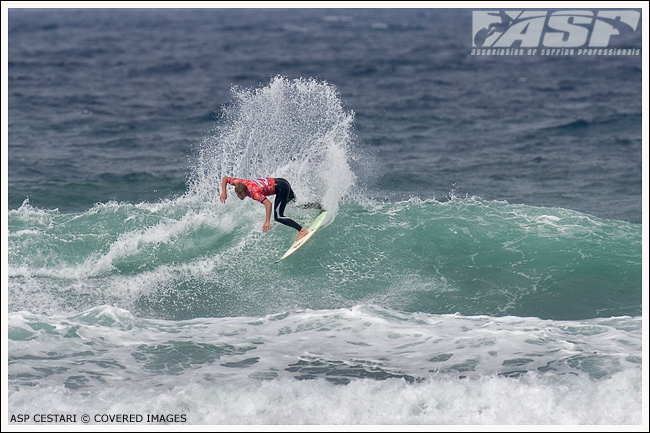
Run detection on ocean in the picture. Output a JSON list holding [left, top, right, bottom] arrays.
[[5, 7, 645, 427]]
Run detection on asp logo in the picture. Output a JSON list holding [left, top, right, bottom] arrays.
[[473, 10, 640, 48]]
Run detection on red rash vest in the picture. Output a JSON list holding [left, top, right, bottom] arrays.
[[227, 177, 276, 203]]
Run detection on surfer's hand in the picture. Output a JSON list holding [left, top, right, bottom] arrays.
[[263, 221, 271, 232], [219, 192, 227, 203]]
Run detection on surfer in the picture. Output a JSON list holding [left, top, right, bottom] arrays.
[[220, 176, 310, 241]]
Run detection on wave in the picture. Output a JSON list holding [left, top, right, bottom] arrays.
[[9, 304, 641, 382], [7, 305, 642, 424], [7, 77, 642, 321], [8, 196, 641, 320]]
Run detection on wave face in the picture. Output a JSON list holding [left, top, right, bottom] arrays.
[[8, 77, 641, 323], [8, 195, 641, 321]]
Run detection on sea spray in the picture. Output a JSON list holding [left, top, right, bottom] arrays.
[[188, 76, 356, 218]]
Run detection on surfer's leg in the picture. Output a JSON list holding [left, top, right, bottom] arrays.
[[273, 179, 302, 232], [274, 199, 308, 240]]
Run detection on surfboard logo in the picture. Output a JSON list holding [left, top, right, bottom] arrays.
[[472, 10, 640, 49]]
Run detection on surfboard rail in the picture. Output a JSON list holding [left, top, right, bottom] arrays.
[[277, 211, 327, 261]]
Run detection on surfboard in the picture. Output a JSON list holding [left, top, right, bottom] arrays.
[[277, 211, 327, 261]]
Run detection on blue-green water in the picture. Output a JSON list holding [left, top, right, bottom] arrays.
[[7, 8, 643, 426], [8, 196, 641, 321]]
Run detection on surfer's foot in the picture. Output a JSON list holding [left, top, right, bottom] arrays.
[[296, 228, 309, 242]]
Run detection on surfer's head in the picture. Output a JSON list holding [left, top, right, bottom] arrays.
[[235, 182, 248, 200]]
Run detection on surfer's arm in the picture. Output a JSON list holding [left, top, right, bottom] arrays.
[[262, 198, 272, 232], [220, 176, 230, 202]]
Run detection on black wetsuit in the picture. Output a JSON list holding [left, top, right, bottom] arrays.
[[273, 178, 302, 232]]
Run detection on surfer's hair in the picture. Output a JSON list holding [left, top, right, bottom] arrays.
[[235, 182, 248, 195]]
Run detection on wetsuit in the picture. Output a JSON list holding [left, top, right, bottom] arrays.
[[227, 177, 302, 231]]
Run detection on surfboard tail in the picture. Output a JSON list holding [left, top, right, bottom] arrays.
[[277, 211, 327, 261]]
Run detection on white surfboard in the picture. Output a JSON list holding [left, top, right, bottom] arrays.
[[277, 211, 327, 261]]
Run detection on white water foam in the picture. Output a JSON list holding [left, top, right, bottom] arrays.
[[7, 370, 642, 425], [7, 306, 643, 425]]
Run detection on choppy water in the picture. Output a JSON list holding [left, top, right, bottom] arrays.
[[6, 7, 644, 426]]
